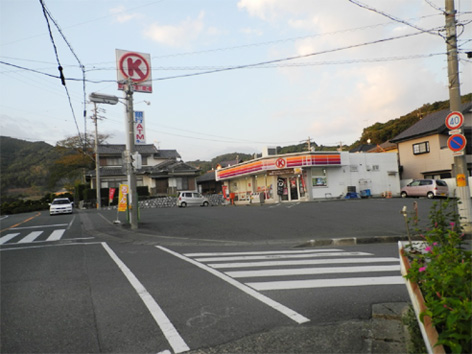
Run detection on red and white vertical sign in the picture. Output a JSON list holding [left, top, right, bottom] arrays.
[[134, 111, 146, 144], [116, 49, 152, 93]]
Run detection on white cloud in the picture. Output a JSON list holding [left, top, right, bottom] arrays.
[[110, 5, 141, 23], [143, 11, 208, 47]]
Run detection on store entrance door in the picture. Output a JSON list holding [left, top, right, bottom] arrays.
[[289, 177, 299, 201], [280, 176, 300, 201]]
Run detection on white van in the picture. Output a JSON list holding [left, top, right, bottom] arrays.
[[177, 191, 210, 207]]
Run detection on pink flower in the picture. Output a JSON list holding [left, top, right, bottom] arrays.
[[450, 222, 455, 228], [425, 246, 432, 252], [419, 266, 427, 272]]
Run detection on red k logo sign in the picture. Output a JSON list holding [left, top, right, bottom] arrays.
[[119, 53, 150, 82], [275, 158, 286, 168]]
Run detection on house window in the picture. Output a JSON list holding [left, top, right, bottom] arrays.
[[106, 157, 123, 166], [413, 142, 429, 155], [176, 177, 189, 190]]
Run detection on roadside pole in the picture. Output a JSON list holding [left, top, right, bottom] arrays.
[[93, 102, 101, 209], [445, 0, 472, 232], [125, 78, 139, 230]]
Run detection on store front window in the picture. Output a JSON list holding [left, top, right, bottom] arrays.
[[312, 168, 328, 187]]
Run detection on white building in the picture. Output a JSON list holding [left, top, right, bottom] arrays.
[[215, 151, 400, 204]]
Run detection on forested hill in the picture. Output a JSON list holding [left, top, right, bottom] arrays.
[[355, 93, 472, 147], [0, 137, 58, 195]]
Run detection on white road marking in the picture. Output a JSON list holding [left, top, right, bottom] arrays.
[[18, 231, 43, 243], [67, 216, 76, 229], [247, 276, 405, 291], [0, 233, 20, 245], [194, 251, 371, 263], [11, 224, 68, 230], [184, 249, 343, 257], [208, 257, 400, 269], [226, 265, 401, 278], [102, 243, 190, 354], [0, 241, 102, 251], [156, 245, 310, 325], [47, 229, 66, 241]]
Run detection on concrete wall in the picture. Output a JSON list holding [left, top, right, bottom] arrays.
[[309, 152, 401, 199]]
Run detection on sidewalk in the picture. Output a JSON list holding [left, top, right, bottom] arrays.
[[187, 303, 411, 354]]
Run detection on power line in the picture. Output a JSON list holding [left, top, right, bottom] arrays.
[[348, 0, 445, 38], [40, 0, 88, 147], [38, 0, 83, 143], [152, 30, 436, 82]]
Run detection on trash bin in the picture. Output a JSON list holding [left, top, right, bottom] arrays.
[[360, 189, 371, 198], [259, 192, 265, 204]]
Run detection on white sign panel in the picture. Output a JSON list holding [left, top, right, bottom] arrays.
[[134, 111, 146, 144], [116, 49, 152, 93]]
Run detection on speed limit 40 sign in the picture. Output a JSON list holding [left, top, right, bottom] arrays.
[[445, 111, 464, 130]]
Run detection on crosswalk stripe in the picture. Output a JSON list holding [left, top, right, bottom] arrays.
[[18, 231, 43, 243], [47, 229, 66, 241], [208, 257, 400, 269], [226, 265, 401, 278], [184, 249, 343, 257], [0, 233, 20, 245], [247, 276, 405, 291], [195, 251, 371, 263]]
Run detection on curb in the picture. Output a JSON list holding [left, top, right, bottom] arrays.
[[296, 235, 420, 248]]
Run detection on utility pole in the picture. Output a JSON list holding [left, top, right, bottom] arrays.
[[89, 92, 119, 209], [445, 0, 472, 231], [125, 78, 139, 229], [92, 102, 101, 209]]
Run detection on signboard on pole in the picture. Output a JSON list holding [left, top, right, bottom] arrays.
[[116, 49, 152, 93], [118, 184, 129, 212], [134, 111, 146, 144]]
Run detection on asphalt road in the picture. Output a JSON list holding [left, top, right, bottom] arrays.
[[1, 198, 441, 353], [99, 197, 437, 245]]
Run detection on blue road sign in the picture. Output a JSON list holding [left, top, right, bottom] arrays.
[[447, 134, 467, 152]]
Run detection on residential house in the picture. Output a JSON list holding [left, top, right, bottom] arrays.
[[196, 159, 242, 194], [87, 144, 201, 196], [390, 102, 472, 180]]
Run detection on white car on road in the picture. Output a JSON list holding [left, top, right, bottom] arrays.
[[49, 198, 74, 215], [177, 191, 209, 207]]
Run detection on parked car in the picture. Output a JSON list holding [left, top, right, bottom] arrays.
[[177, 191, 209, 207], [400, 179, 448, 199], [49, 198, 74, 215]]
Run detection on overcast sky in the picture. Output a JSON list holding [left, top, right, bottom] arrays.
[[1, 0, 471, 161]]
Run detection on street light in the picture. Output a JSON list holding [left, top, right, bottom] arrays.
[[89, 92, 119, 209]]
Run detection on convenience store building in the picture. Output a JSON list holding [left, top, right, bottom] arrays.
[[215, 151, 400, 204]]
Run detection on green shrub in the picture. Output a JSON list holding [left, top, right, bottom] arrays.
[[404, 200, 472, 354]]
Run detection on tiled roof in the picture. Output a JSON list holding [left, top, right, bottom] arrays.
[[196, 170, 216, 182], [97, 144, 181, 159], [391, 102, 472, 143], [349, 144, 376, 153]]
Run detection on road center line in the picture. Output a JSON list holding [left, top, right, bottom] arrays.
[[156, 245, 310, 325], [102, 243, 190, 354]]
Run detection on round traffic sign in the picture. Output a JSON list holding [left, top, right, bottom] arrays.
[[447, 134, 467, 152], [445, 111, 464, 130]]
